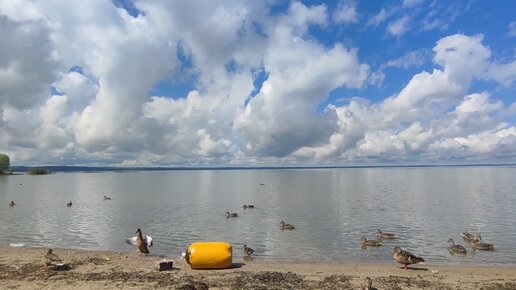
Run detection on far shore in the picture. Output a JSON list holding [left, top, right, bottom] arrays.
[[1, 246, 515, 289]]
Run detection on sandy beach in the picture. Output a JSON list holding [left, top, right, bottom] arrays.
[[1, 247, 515, 289]]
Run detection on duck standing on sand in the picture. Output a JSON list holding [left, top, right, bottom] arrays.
[[243, 245, 255, 257], [448, 238, 467, 254], [361, 236, 382, 247], [134, 228, 150, 255], [280, 221, 295, 230], [10, 201, 15, 207], [376, 229, 397, 239], [392, 246, 425, 270], [66, 201, 73, 207], [44, 249, 62, 269], [362, 277, 377, 290]]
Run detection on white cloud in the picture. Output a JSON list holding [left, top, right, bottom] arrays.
[[508, 21, 516, 37], [233, 2, 369, 157], [332, 0, 358, 24], [433, 34, 490, 84], [367, 8, 389, 27], [387, 16, 410, 37], [0, 0, 515, 166]]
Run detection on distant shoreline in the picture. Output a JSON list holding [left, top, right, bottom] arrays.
[[1, 246, 515, 289], [8, 163, 516, 173]]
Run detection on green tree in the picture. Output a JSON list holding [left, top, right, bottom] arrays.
[[0, 153, 10, 174], [28, 167, 50, 175]]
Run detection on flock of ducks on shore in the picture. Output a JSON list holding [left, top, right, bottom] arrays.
[[359, 230, 495, 270]]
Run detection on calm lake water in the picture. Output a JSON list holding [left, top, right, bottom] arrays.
[[1, 167, 515, 265]]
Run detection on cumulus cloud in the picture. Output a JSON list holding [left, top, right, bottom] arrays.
[[0, 0, 515, 166]]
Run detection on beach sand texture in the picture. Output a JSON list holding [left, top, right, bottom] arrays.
[[1, 247, 515, 289]]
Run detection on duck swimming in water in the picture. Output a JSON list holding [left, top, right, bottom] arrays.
[[226, 211, 238, 218], [376, 229, 397, 239], [470, 236, 494, 251], [280, 221, 295, 230], [66, 201, 73, 207], [104, 195, 111, 200], [461, 232, 481, 242], [448, 238, 467, 254], [243, 244, 255, 256], [243, 204, 255, 209], [361, 236, 383, 247], [392, 246, 425, 270], [10, 201, 15, 207]]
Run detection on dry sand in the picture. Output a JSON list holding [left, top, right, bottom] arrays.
[[1, 246, 515, 289]]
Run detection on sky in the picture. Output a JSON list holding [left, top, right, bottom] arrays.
[[0, 0, 515, 167]]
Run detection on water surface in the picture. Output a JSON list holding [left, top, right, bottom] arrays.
[[1, 167, 515, 265]]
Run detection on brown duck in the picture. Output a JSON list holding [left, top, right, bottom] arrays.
[[44, 248, 62, 269], [376, 229, 397, 239], [280, 221, 295, 230], [392, 246, 425, 270], [470, 236, 494, 250], [134, 228, 150, 255], [361, 236, 382, 247], [448, 238, 467, 254]]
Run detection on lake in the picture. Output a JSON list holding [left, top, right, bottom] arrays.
[[1, 166, 515, 265]]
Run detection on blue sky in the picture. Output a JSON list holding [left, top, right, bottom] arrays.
[[0, 0, 515, 166]]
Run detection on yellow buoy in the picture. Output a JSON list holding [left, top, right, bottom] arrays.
[[184, 242, 233, 269]]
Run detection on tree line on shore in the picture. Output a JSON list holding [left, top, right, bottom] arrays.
[[0, 153, 50, 175]]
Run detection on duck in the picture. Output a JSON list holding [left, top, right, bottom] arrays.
[[243, 244, 255, 256], [134, 228, 150, 255], [461, 232, 481, 242], [225, 211, 238, 218], [280, 221, 295, 230], [392, 246, 425, 270], [243, 204, 255, 209], [376, 229, 397, 239], [447, 238, 467, 254], [470, 237, 494, 251], [9, 201, 15, 207], [66, 201, 73, 207], [44, 248, 62, 269], [104, 195, 112, 200], [363, 276, 377, 290], [126, 229, 153, 251], [361, 236, 382, 247]]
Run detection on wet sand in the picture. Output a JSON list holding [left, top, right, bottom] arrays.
[[1, 246, 515, 289]]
